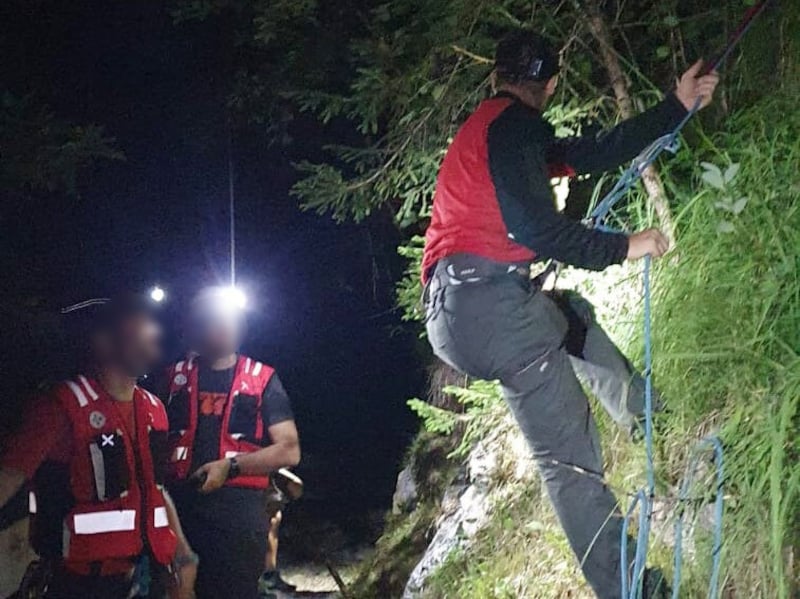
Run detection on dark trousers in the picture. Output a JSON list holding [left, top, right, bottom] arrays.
[[180, 515, 266, 599], [43, 563, 167, 599], [425, 256, 638, 599]]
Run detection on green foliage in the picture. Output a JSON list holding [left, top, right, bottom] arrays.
[[0, 92, 122, 195], [349, 501, 442, 599], [410, 380, 506, 458], [647, 90, 800, 597], [396, 236, 425, 322], [407, 398, 457, 436]]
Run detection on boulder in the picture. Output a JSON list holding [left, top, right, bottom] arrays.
[[392, 466, 418, 515]]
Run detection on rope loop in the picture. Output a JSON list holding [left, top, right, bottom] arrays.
[[587, 96, 714, 599], [671, 436, 725, 599]]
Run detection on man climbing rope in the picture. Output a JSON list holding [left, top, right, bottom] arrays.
[[162, 287, 300, 599], [422, 30, 718, 599], [0, 295, 197, 598]]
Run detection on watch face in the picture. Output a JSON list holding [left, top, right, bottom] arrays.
[[227, 457, 240, 479]]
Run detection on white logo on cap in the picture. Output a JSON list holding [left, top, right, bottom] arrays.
[[89, 411, 106, 429], [173, 373, 188, 386]]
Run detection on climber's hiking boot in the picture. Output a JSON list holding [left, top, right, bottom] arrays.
[[259, 569, 297, 594], [642, 567, 672, 599]]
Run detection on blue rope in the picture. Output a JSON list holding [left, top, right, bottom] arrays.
[[585, 96, 725, 598], [620, 489, 650, 599], [671, 436, 725, 599]]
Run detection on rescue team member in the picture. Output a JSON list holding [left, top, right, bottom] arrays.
[[422, 31, 719, 599], [0, 295, 197, 598], [163, 287, 300, 599], [258, 468, 304, 596]]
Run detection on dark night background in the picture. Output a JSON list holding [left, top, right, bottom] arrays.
[[0, 1, 425, 534]]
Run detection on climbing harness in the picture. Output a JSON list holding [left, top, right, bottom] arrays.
[[584, 3, 774, 597]]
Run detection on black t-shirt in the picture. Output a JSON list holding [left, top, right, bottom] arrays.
[[170, 360, 294, 533], [190, 364, 294, 470]]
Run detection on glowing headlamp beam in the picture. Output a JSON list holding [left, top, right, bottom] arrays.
[[149, 286, 166, 303], [220, 286, 247, 310]]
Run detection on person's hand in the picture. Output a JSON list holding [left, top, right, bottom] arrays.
[[174, 560, 197, 599], [675, 59, 720, 111], [191, 459, 230, 493], [627, 228, 669, 260]]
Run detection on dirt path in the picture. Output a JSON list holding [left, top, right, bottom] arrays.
[[272, 563, 344, 599], [275, 592, 337, 599]]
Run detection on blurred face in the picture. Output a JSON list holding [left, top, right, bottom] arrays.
[[192, 310, 242, 359], [96, 312, 163, 377]]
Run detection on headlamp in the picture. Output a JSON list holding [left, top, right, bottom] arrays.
[[191, 285, 248, 321], [218, 286, 247, 311], [149, 286, 166, 303]]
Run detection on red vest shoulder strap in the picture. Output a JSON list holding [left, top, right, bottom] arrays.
[[136, 387, 168, 429], [237, 355, 275, 394], [54, 375, 102, 415]]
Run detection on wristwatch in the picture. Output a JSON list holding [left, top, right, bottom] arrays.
[[226, 456, 241, 480]]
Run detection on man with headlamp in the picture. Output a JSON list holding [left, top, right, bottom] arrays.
[[163, 286, 300, 599]]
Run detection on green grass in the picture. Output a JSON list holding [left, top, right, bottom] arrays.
[[644, 89, 800, 598]]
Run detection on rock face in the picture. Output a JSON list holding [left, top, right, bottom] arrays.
[[392, 465, 418, 515], [402, 441, 500, 599]]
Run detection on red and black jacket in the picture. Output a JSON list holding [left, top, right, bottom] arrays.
[[29, 377, 177, 568], [422, 92, 688, 280], [164, 355, 275, 490]]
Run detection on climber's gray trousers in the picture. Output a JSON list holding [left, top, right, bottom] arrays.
[[425, 258, 641, 599]]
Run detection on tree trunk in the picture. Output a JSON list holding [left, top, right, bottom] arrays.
[[585, 3, 675, 241]]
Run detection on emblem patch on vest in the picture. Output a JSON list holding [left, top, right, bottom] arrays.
[[173, 373, 188, 386], [89, 410, 106, 429]]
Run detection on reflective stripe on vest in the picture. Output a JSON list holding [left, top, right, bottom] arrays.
[[65, 380, 90, 407], [45, 379, 178, 564], [172, 446, 189, 461], [73, 510, 136, 535], [154, 506, 169, 528]]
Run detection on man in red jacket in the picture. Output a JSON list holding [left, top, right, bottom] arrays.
[[0, 295, 197, 599], [423, 30, 719, 599], [163, 287, 300, 599]]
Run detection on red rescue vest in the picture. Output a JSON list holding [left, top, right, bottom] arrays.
[[165, 355, 274, 490], [422, 97, 576, 282], [30, 377, 177, 567]]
